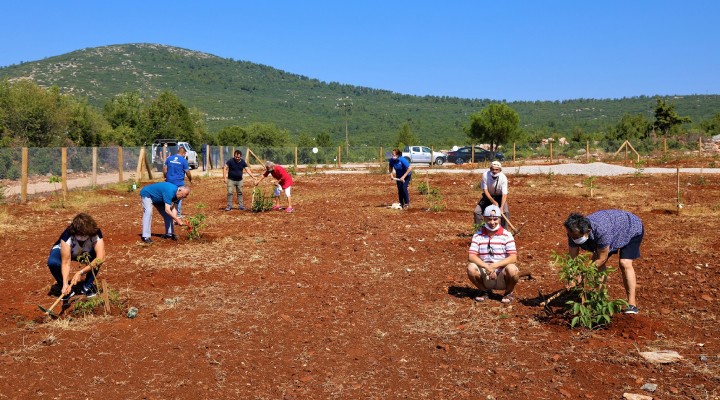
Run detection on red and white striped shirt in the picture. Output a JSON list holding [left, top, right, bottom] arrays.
[[468, 227, 517, 264]]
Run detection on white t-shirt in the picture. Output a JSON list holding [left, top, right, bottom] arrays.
[[481, 171, 508, 196]]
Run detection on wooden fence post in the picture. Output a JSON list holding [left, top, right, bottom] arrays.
[[676, 167, 681, 215], [92, 147, 98, 187], [294, 146, 298, 168], [663, 137, 667, 155], [135, 148, 145, 183], [61, 147, 68, 202], [586, 141, 590, 162], [337, 146, 341, 168], [549, 141, 553, 163], [513, 142, 516, 163], [624, 141, 628, 161], [21, 147, 28, 203], [699, 137, 703, 157], [118, 147, 124, 183], [471, 145, 475, 167]]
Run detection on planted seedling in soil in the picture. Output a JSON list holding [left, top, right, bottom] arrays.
[[425, 187, 445, 212], [417, 181, 429, 195], [185, 203, 207, 240], [552, 252, 626, 329], [49, 175, 64, 208], [583, 175, 597, 198], [251, 187, 274, 212], [73, 288, 124, 317]]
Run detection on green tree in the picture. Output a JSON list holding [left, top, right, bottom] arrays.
[[609, 113, 652, 140], [139, 91, 195, 146], [188, 106, 208, 148], [700, 112, 720, 136], [466, 103, 520, 152], [0, 80, 68, 147], [217, 125, 247, 145], [315, 131, 332, 147], [245, 122, 290, 147], [296, 132, 315, 148], [102, 91, 145, 146], [103, 91, 144, 130], [66, 99, 112, 147], [395, 122, 417, 148], [654, 98, 691, 137]]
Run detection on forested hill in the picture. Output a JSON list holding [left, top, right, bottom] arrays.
[[1, 43, 718, 146]]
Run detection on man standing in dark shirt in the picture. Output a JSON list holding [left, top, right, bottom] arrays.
[[224, 150, 256, 211]]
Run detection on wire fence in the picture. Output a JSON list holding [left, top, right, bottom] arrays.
[[0, 137, 717, 183]]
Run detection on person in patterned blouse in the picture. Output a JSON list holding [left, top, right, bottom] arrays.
[[564, 209, 645, 314]]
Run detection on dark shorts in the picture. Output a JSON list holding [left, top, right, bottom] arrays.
[[609, 229, 644, 260]]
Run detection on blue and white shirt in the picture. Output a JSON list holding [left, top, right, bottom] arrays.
[[568, 209, 644, 252], [52, 227, 103, 258]]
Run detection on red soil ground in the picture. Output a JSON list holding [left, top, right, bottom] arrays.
[[0, 169, 718, 399]]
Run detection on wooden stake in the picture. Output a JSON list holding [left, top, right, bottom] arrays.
[[135, 147, 145, 183], [549, 141, 553, 163], [699, 137, 703, 157], [118, 146, 124, 183], [101, 279, 110, 315], [61, 147, 68, 202], [676, 167, 681, 215], [21, 147, 28, 203], [586, 140, 590, 162], [92, 147, 98, 187]]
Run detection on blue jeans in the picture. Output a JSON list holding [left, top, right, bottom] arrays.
[[396, 175, 411, 206], [47, 246, 100, 289]]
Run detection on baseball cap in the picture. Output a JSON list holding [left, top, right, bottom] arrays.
[[483, 205, 501, 217], [490, 161, 502, 169]]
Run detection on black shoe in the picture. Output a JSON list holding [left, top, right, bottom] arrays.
[[82, 285, 98, 298], [62, 289, 76, 303], [48, 283, 62, 296], [142, 237, 153, 244], [624, 305, 639, 314], [161, 234, 178, 241], [238, 206, 246, 211]]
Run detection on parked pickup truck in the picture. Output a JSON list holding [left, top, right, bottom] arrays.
[[151, 139, 199, 172], [402, 146, 446, 165]]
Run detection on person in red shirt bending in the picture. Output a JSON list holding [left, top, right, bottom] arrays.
[[255, 161, 295, 213]]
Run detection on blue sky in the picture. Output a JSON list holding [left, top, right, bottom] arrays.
[[2, 1, 719, 101]]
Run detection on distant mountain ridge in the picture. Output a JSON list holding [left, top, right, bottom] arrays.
[[1, 43, 718, 145]]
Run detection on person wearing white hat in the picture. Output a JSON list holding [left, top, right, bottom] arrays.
[[466, 204, 519, 303], [474, 160, 510, 228]]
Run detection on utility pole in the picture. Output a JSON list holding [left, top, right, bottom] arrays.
[[336, 97, 353, 157]]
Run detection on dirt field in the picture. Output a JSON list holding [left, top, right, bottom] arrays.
[[1, 169, 719, 399]]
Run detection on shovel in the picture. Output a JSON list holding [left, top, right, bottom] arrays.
[[37, 296, 64, 318], [539, 288, 568, 311], [501, 212, 524, 237]]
